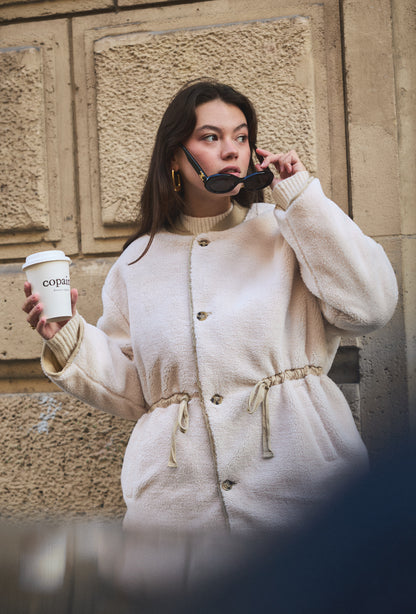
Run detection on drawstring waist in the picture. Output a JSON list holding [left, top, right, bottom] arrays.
[[248, 365, 323, 458], [149, 365, 322, 467]]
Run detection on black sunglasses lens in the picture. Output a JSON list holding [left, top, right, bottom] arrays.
[[205, 174, 240, 194], [244, 170, 274, 191]]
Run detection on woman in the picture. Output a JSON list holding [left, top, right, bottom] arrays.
[[23, 80, 398, 533]]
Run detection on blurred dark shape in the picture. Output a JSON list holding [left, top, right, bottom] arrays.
[[188, 445, 416, 614]]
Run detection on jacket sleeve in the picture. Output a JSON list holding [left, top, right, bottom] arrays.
[[41, 268, 145, 422], [273, 176, 398, 334]]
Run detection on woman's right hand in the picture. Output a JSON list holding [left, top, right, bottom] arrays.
[[22, 282, 78, 341]]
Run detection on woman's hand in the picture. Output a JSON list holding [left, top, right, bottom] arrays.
[[256, 148, 306, 188], [22, 282, 78, 341]]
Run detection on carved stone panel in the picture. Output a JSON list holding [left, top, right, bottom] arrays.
[[0, 46, 49, 233], [0, 20, 77, 260], [94, 19, 317, 227]]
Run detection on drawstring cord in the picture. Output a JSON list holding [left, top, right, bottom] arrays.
[[248, 379, 274, 459], [168, 396, 190, 468], [149, 393, 192, 468], [248, 366, 323, 459]]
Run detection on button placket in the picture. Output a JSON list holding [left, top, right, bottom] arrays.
[[189, 236, 232, 526]]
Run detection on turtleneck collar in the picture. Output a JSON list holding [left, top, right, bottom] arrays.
[[180, 204, 234, 235]]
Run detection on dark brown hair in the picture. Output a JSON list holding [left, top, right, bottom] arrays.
[[123, 79, 263, 261]]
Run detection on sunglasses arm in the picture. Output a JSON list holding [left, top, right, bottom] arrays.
[[253, 146, 266, 166], [180, 145, 208, 184], [253, 145, 275, 180]]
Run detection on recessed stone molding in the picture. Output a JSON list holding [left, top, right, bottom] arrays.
[[118, 0, 190, 6], [0, 0, 114, 22]]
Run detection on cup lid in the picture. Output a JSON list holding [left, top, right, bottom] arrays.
[[22, 250, 71, 270]]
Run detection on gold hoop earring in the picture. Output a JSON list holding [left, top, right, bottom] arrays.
[[172, 169, 182, 192]]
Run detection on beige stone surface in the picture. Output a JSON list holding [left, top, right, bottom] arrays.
[[118, 0, 186, 5], [0, 392, 132, 520], [72, 0, 347, 252], [342, 0, 401, 236], [0, 46, 49, 232], [0, 0, 113, 22], [391, 0, 416, 438], [0, 19, 77, 260], [392, 0, 416, 236]]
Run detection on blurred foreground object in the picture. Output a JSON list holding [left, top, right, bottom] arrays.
[[189, 445, 416, 614], [1, 447, 415, 613]]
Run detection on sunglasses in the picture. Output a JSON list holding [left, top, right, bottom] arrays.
[[180, 145, 274, 194]]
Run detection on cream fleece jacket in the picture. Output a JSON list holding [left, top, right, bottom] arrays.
[[42, 174, 398, 533]]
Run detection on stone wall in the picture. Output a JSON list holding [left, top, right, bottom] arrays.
[[0, 0, 414, 520]]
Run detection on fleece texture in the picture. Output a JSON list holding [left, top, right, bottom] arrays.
[[42, 175, 398, 532]]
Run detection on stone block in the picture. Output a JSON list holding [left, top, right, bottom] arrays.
[[342, 0, 401, 236], [0, 19, 77, 260], [72, 0, 347, 252], [392, 0, 416, 235], [0, 392, 132, 520]]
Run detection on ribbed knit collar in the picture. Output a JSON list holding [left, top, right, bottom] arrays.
[[180, 204, 233, 234]]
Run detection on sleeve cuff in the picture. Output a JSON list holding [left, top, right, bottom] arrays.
[[44, 312, 81, 369], [272, 171, 311, 210]]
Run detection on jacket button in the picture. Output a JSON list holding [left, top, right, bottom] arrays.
[[198, 238, 210, 247], [221, 480, 234, 491], [196, 311, 209, 321], [211, 394, 223, 405]]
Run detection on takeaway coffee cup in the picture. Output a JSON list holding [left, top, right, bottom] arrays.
[[22, 250, 72, 322]]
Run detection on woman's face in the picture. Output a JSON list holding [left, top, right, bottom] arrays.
[[172, 99, 252, 215]]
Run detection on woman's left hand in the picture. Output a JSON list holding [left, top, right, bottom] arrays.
[[255, 148, 306, 187]]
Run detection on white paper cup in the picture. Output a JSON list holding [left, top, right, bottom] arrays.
[[22, 250, 72, 322]]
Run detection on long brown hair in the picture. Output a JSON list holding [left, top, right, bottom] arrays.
[[123, 80, 263, 261]]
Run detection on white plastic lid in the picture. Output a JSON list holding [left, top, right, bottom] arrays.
[[22, 250, 71, 270]]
